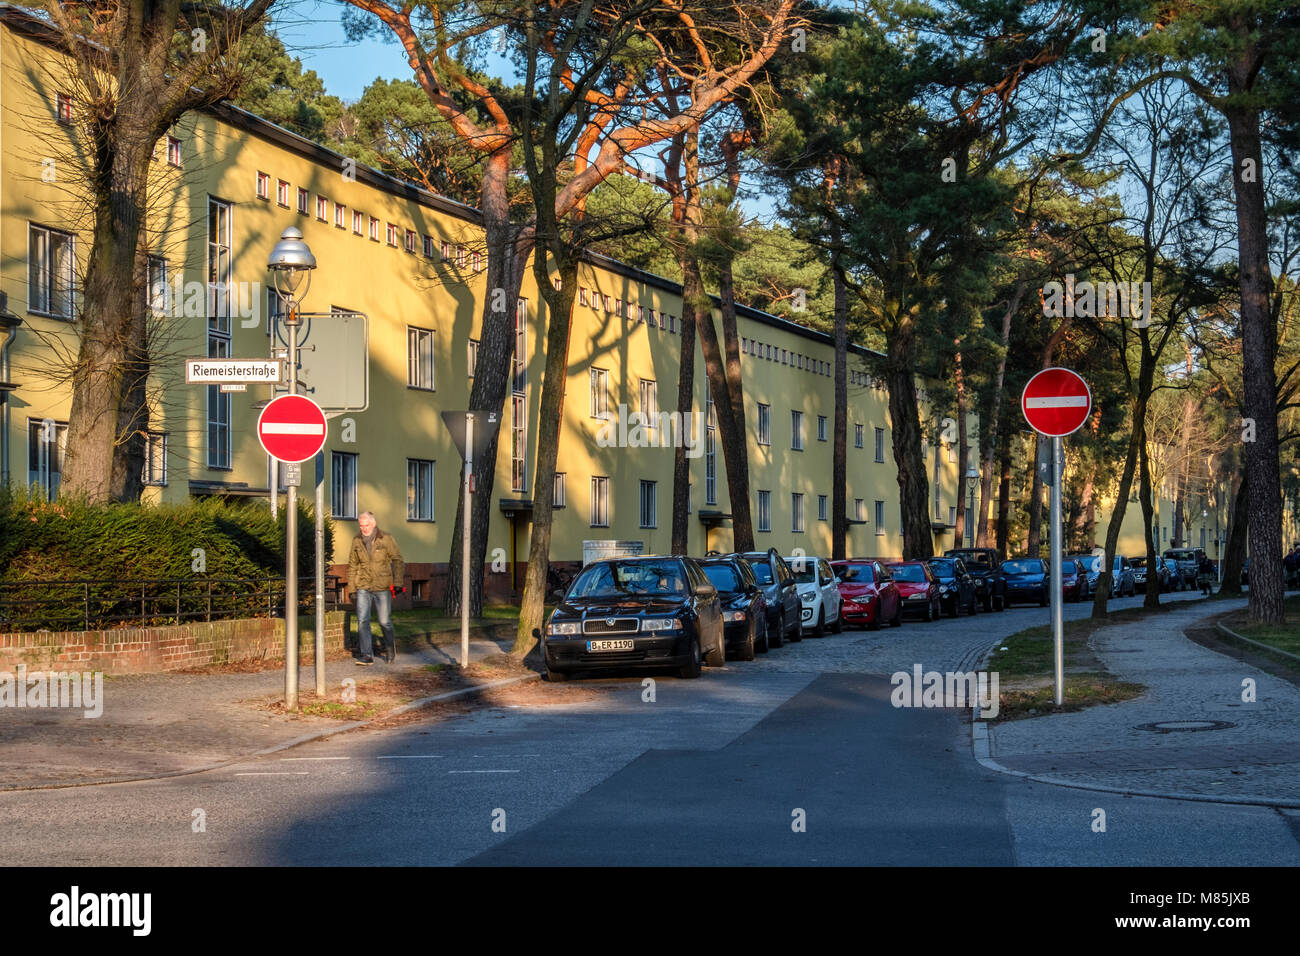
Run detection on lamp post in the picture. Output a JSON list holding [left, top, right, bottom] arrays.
[[964, 466, 979, 547], [267, 227, 316, 710]]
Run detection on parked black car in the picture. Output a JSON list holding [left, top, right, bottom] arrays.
[[943, 548, 1006, 611], [542, 556, 724, 681], [927, 557, 979, 616], [741, 549, 803, 645], [1002, 558, 1049, 607], [699, 554, 768, 659]]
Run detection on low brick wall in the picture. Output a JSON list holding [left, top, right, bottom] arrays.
[[0, 611, 347, 675]]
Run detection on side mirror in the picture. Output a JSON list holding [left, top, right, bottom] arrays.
[[532, 627, 542, 640], [550, 588, 565, 600], [697, 584, 718, 599]]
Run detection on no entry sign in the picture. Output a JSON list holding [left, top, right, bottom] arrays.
[[1022, 367, 1092, 437], [257, 394, 327, 463]]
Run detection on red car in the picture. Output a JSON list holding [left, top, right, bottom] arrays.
[[887, 561, 943, 622], [831, 559, 902, 631], [1062, 559, 1089, 602]]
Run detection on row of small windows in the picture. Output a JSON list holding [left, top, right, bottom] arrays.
[[754, 403, 888, 460], [254, 172, 482, 271], [577, 286, 680, 334], [55, 94, 181, 166], [755, 491, 886, 534], [741, 337, 833, 377]]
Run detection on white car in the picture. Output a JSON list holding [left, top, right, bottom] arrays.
[[786, 555, 843, 637]]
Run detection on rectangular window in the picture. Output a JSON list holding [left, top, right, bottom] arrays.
[[166, 136, 182, 167], [875, 427, 886, 462], [369, 216, 380, 241], [792, 492, 805, 533], [472, 251, 482, 272], [440, 240, 450, 261], [277, 180, 290, 207], [589, 367, 609, 419], [142, 432, 168, 486], [457, 245, 466, 268], [590, 476, 610, 527], [387, 223, 399, 247], [579, 287, 589, 307], [148, 256, 168, 317], [818, 495, 828, 521], [757, 490, 772, 533], [856, 498, 866, 521], [316, 196, 328, 221], [791, 410, 804, 451], [407, 459, 435, 521], [331, 452, 358, 519], [207, 198, 232, 333], [706, 396, 717, 505], [640, 379, 658, 431], [640, 480, 657, 529], [817, 415, 827, 442], [256, 172, 270, 200], [56, 92, 73, 125], [855, 423, 864, 449], [424, 235, 435, 257], [512, 299, 528, 394], [353, 210, 364, 234], [297, 187, 309, 214], [874, 500, 886, 534], [27, 418, 67, 499], [467, 338, 479, 378], [405, 229, 417, 253], [511, 394, 527, 493], [757, 403, 771, 445], [948, 505, 957, 526], [407, 326, 435, 390], [335, 203, 346, 229], [27, 223, 75, 318], [554, 472, 566, 508]]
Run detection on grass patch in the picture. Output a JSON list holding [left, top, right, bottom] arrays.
[[1221, 595, 1300, 656], [984, 603, 1187, 719]]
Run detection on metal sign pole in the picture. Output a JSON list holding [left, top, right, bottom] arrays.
[[462, 412, 474, 670], [1051, 435, 1064, 706], [314, 449, 326, 697], [285, 308, 299, 710]]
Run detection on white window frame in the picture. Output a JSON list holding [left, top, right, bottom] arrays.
[[792, 492, 805, 533], [589, 367, 610, 419], [27, 223, 76, 318], [875, 427, 886, 462], [757, 403, 771, 445], [757, 490, 772, 533], [791, 410, 804, 451], [331, 452, 358, 519], [554, 472, 566, 508], [640, 480, 657, 529], [143, 431, 168, 486], [406, 458, 435, 521], [818, 494, 828, 522], [874, 500, 886, 534], [817, 415, 827, 442], [407, 326, 435, 390], [590, 476, 610, 527]]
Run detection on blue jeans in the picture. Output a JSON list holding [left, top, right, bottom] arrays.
[[355, 588, 395, 658]]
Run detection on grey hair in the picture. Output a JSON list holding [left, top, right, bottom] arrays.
[[358, 510, 376, 521]]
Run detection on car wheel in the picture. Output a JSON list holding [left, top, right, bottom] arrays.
[[922, 600, 933, 622], [832, 607, 843, 634], [788, 616, 803, 642], [739, 619, 756, 661], [997, 594, 1006, 611], [813, 608, 826, 638], [679, 635, 702, 679], [890, 601, 903, 627], [755, 617, 770, 654], [1039, 590, 1049, 607], [769, 614, 785, 648], [704, 626, 725, 667], [982, 593, 993, 612], [868, 599, 882, 631]]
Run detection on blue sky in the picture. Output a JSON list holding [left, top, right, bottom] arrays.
[[271, 2, 412, 102]]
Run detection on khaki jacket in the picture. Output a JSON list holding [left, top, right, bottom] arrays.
[[348, 530, 405, 592]]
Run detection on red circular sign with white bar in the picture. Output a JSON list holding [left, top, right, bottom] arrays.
[[1022, 367, 1092, 437], [257, 394, 328, 463]]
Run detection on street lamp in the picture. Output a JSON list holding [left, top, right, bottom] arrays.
[[964, 466, 979, 547], [267, 227, 316, 710]]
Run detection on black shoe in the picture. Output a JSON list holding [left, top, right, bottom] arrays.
[[385, 643, 395, 664], [356, 656, 374, 666]]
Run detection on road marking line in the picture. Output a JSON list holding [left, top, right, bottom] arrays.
[[377, 755, 445, 759], [279, 756, 351, 761], [448, 769, 520, 774], [234, 772, 309, 776]]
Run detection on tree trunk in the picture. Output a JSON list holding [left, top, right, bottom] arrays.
[[671, 297, 697, 555], [832, 264, 849, 559], [886, 319, 933, 560], [977, 281, 1023, 547], [1219, 467, 1249, 595], [1072, 467, 1095, 551], [1225, 60, 1285, 624], [1027, 436, 1045, 556], [996, 426, 1012, 556], [1137, 420, 1161, 608], [954, 349, 969, 547], [446, 152, 532, 618], [713, 257, 754, 552]]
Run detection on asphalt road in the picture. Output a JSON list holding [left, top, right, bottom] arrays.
[[2, 589, 1297, 866]]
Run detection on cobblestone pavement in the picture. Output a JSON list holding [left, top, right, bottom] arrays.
[[983, 598, 1300, 806]]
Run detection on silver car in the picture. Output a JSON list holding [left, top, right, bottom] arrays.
[[1085, 554, 1137, 598]]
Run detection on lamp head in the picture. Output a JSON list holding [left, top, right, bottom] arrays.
[[267, 226, 317, 297]]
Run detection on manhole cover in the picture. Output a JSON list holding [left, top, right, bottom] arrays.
[[1136, 720, 1236, 733]]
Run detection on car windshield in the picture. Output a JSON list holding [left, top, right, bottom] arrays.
[[953, 553, 990, 570], [891, 565, 926, 583], [1003, 560, 1042, 574], [702, 565, 741, 593], [834, 563, 874, 583], [790, 561, 818, 584], [1165, 551, 1195, 562], [1131, 557, 1149, 569], [569, 560, 686, 598], [745, 558, 774, 585], [927, 560, 956, 578]]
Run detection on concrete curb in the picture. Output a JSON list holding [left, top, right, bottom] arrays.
[[0, 672, 540, 794], [1215, 622, 1300, 664], [969, 605, 1300, 809]]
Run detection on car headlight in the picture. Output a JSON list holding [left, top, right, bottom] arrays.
[[547, 621, 580, 636], [800, 592, 815, 603], [722, 610, 746, 623], [939, 585, 949, 595], [641, 618, 681, 632]]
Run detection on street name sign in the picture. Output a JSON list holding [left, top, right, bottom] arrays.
[[186, 359, 282, 384], [1022, 367, 1092, 437], [257, 394, 327, 463]]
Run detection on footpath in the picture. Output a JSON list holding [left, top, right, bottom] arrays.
[[0, 624, 531, 791], [975, 598, 1300, 807]]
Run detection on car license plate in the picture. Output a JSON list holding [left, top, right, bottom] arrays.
[[587, 639, 634, 652]]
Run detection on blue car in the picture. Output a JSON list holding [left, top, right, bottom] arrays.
[[1002, 558, 1049, 607]]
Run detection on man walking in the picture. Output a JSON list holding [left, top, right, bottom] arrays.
[[348, 510, 404, 665]]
